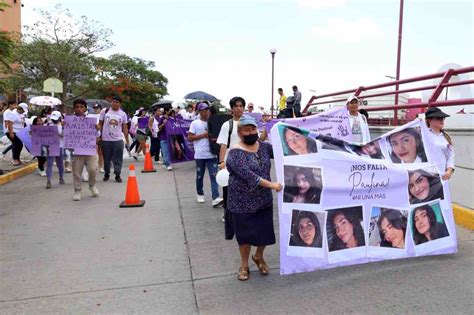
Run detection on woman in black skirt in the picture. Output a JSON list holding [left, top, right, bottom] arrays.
[[226, 115, 282, 281]]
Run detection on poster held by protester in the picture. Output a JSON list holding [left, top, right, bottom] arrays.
[[31, 125, 60, 157], [15, 126, 32, 152], [64, 116, 97, 156], [165, 117, 195, 163], [271, 119, 457, 275]]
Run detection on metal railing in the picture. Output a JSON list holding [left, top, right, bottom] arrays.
[[303, 66, 474, 126]]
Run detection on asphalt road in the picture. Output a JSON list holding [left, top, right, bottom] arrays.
[[1, 159, 473, 314]]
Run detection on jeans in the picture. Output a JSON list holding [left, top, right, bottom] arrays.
[[195, 158, 219, 200], [6, 133, 23, 160], [46, 149, 64, 181], [160, 140, 170, 167], [102, 140, 124, 176]]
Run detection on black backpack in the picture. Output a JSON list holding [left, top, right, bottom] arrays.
[[208, 114, 232, 155]]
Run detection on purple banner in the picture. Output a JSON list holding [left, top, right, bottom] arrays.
[[15, 126, 32, 152], [64, 116, 97, 156], [165, 117, 195, 163], [245, 112, 264, 129], [31, 125, 60, 157]]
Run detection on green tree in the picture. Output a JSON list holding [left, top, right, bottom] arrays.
[[0, 31, 15, 71]]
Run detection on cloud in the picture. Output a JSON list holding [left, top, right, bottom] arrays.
[[297, 0, 348, 9], [311, 18, 384, 43]]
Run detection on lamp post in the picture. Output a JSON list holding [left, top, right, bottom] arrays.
[[270, 48, 277, 118], [394, 0, 404, 126]]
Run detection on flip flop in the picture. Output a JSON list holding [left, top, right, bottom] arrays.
[[238, 267, 250, 281], [252, 255, 269, 275]]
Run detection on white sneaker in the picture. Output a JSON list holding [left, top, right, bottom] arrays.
[[82, 175, 89, 182], [99, 168, 105, 173], [65, 168, 72, 173], [166, 166, 173, 171], [89, 186, 100, 197], [39, 170, 46, 177], [212, 197, 224, 207], [73, 192, 81, 201], [197, 195, 205, 203]]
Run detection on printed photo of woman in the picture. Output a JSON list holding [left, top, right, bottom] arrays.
[[289, 210, 324, 248], [351, 140, 385, 159], [412, 203, 449, 245], [279, 125, 318, 156], [283, 166, 322, 204], [326, 206, 365, 252], [376, 208, 408, 249], [408, 168, 444, 204], [387, 127, 427, 164]]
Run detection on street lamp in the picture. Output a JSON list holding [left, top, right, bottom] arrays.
[[270, 48, 277, 118]]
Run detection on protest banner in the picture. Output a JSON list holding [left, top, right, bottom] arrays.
[[165, 117, 195, 163], [31, 125, 60, 157], [246, 112, 264, 129], [266, 107, 352, 142], [64, 116, 97, 156], [271, 119, 457, 275], [15, 126, 32, 152]]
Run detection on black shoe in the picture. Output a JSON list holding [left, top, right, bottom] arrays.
[[115, 175, 122, 183], [103, 174, 110, 182]]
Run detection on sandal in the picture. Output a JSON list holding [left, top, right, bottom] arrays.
[[238, 267, 250, 281], [252, 255, 269, 275]]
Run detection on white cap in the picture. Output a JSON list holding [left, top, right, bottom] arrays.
[[18, 103, 28, 112], [346, 95, 360, 104], [50, 110, 62, 121]]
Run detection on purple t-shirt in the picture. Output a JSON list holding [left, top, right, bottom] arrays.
[[99, 108, 128, 141], [158, 116, 168, 141]]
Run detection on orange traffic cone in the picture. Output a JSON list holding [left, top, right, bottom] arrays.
[[142, 143, 157, 173], [119, 164, 145, 208]]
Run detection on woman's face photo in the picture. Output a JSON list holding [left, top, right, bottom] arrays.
[[380, 217, 405, 248], [285, 128, 308, 155], [409, 172, 430, 201], [362, 142, 379, 156], [333, 214, 355, 246], [298, 217, 316, 246], [295, 173, 310, 195], [390, 131, 417, 163], [414, 208, 430, 235]]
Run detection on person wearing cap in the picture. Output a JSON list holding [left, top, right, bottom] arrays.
[[98, 96, 130, 182], [225, 114, 282, 281], [188, 103, 223, 206], [45, 110, 65, 189], [346, 95, 371, 143], [425, 107, 455, 180], [3, 100, 25, 166]]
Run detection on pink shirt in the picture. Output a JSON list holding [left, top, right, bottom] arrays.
[[99, 108, 128, 141]]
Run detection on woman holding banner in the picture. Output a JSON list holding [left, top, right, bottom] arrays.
[[388, 128, 427, 164], [226, 115, 282, 281], [412, 204, 449, 245]]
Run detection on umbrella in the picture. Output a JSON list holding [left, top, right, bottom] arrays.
[[184, 91, 218, 102], [151, 100, 173, 108], [86, 99, 111, 109], [29, 96, 62, 106]]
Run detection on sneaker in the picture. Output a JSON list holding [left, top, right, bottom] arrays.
[[82, 174, 89, 182], [59, 178, 65, 185], [73, 191, 81, 201], [89, 186, 100, 197], [39, 170, 46, 177], [115, 175, 122, 183], [99, 168, 105, 173], [197, 195, 205, 203], [221, 213, 225, 223], [166, 166, 173, 171], [64, 168, 72, 173], [212, 197, 224, 207], [46, 181, 52, 189], [133, 153, 138, 160], [103, 174, 110, 182]]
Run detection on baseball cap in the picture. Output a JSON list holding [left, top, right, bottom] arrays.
[[239, 115, 258, 127], [50, 110, 62, 121], [425, 107, 450, 119], [18, 103, 28, 112], [197, 103, 209, 111], [347, 95, 360, 104]]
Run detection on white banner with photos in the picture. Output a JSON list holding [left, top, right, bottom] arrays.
[[271, 119, 457, 275]]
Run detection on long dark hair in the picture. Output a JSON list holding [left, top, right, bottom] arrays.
[[388, 128, 427, 163], [426, 118, 453, 145], [283, 126, 317, 155], [328, 208, 365, 251], [408, 169, 444, 204], [284, 168, 321, 204], [377, 209, 407, 248], [412, 204, 449, 245], [291, 211, 322, 247]]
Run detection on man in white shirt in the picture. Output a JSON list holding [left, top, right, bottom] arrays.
[[346, 95, 371, 143], [188, 103, 223, 207]]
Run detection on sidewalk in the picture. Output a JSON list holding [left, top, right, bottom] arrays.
[[0, 159, 473, 314]]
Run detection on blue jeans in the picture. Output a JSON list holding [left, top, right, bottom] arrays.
[[195, 158, 219, 199], [160, 140, 170, 167]]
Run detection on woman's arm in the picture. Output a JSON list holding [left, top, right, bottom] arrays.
[[259, 178, 282, 191]]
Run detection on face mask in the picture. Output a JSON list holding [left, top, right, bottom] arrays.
[[243, 133, 259, 145]]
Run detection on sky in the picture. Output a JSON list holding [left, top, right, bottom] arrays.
[[21, 0, 474, 109]]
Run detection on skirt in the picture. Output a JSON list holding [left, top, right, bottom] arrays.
[[226, 205, 276, 246]]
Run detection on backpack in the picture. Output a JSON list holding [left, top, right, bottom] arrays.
[[208, 114, 233, 155]]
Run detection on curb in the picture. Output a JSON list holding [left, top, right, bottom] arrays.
[[453, 203, 474, 230], [0, 162, 38, 186]]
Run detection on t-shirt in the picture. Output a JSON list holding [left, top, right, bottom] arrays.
[[349, 113, 370, 143], [3, 109, 24, 133], [278, 95, 287, 111], [216, 119, 240, 162], [99, 108, 128, 142], [158, 116, 168, 141], [189, 119, 215, 159]]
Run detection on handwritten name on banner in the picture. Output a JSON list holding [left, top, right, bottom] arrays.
[[64, 116, 97, 156], [31, 125, 60, 157], [272, 119, 456, 275]]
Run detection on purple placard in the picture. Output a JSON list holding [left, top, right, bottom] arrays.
[[245, 112, 264, 129], [137, 117, 149, 129], [15, 126, 32, 152], [64, 115, 97, 156], [165, 117, 195, 163], [31, 125, 60, 157]]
